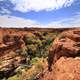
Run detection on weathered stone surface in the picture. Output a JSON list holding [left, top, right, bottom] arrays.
[[0, 52, 26, 78], [40, 57, 80, 80], [39, 29, 80, 80], [54, 57, 80, 80], [48, 29, 80, 71]]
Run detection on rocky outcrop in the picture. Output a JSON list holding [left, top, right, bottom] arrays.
[[0, 30, 28, 78], [0, 28, 77, 79], [48, 29, 80, 71], [54, 57, 80, 80], [39, 29, 80, 80], [40, 57, 80, 80], [0, 51, 26, 78]]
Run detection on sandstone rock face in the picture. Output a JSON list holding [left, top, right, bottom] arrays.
[[48, 29, 80, 71], [40, 57, 80, 80], [0, 29, 29, 78], [0, 51, 26, 78], [39, 29, 80, 80], [54, 57, 80, 80]]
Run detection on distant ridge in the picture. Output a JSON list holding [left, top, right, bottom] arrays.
[[0, 26, 79, 32]]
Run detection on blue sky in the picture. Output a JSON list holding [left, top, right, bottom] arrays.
[[0, 0, 80, 28]]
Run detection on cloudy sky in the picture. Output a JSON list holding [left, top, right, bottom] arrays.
[[0, 0, 80, 28]]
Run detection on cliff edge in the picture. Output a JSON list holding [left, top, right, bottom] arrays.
[[40, 28, 80, 80]]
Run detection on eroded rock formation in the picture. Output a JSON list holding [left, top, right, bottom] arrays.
[[39, 29, 80, 80], [0, 29, 30, 78], [48, 29, 80, 71], [40, 57, 80, 80]]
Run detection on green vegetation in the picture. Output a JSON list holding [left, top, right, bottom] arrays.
[[13, 31, 58, 80], [7, 75, 20, 80], [22, 32, 57, 59], [7, 58, 45, 80], [1, 31, 59, 80]]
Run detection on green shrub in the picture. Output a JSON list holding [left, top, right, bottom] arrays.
[[7, 75, 20, 80], [15, 49, 28, 57]]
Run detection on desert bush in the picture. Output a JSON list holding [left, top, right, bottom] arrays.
[[23, 35, 37, 44], [23, 58, 44, 80], [3, 35, 10, 43], [7, 75, 20, 80], [15, 49, 28, 57], [20, 32, 57, 59], [31, 57, 39, 65]]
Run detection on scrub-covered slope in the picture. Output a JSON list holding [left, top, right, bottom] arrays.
[[0, 28, 60, 80]]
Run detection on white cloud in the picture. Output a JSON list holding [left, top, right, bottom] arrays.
[[0, 15, 41, 28], [9, 0, 74, 12], [0, 13, 80, 28], [47, 12, 80, 28], [0, 7, 11, 14]]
